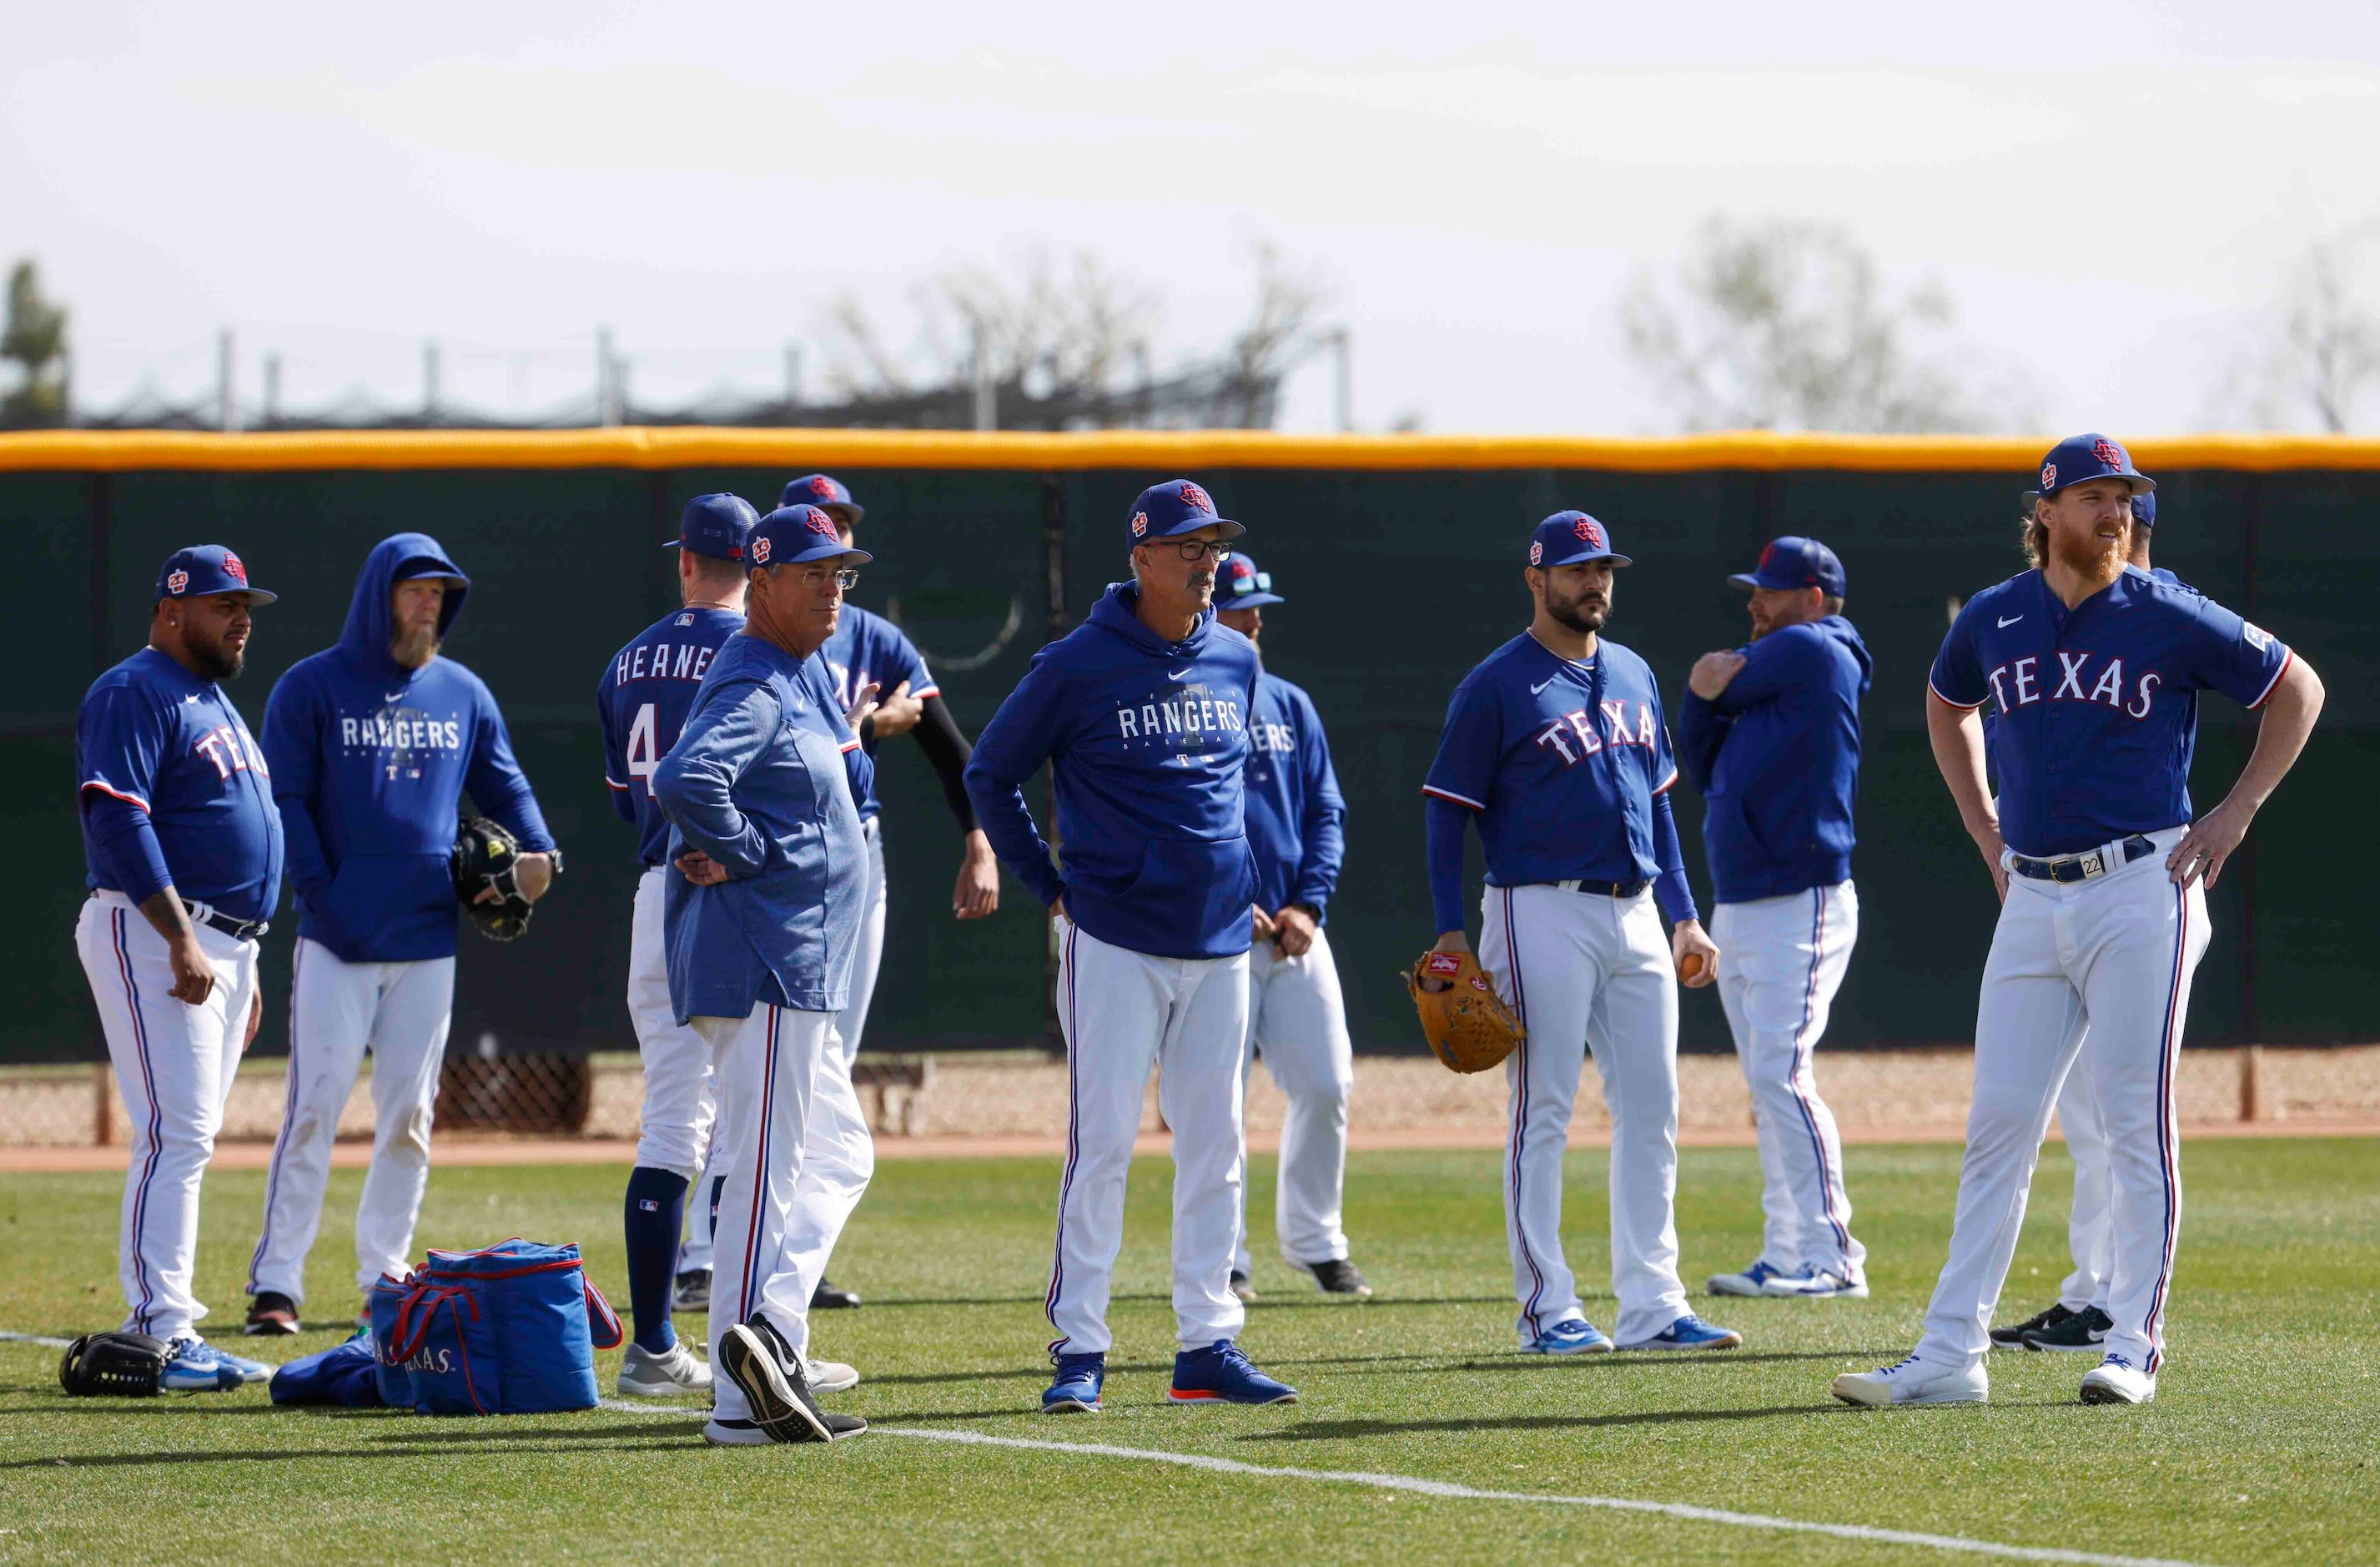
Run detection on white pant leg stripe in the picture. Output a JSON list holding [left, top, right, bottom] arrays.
[[1501, 888, 1550, 1333], [110, 909, 164, 1334], [247, 938, 305, 1292], [1786, 888, 1852, 1259], [737, 1007, 780, 1325], [1044, 922, 1080, 1351], [2144, 884, 2189, 1370]]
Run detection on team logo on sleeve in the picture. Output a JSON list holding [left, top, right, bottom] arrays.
[[1528, 541, 1542, 565], [752, 537, 772, 564], [166, 570, 189, 595], [1573, 517, 1604, 549], [222, 552, 249, 586], [1131, 511, 1150, 537], [2243, 622, 2272, 652], [1179, 481, 1214, 514]]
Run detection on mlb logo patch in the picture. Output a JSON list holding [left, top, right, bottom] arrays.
[[1131, 511, 1150, 537], [677, 613, 694, 627], [2041, 463, 2057, 489], [752, 537, 772, 564], [1423, 952, 1462, 977], [166, 570, 189, 595], [222, 552, 248, 587], [1179, 481, 1214, 514]]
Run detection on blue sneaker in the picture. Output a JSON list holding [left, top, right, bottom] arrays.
[[1522, 1318, 1614, 1355], [1619, 1313, 1745, 1353], [1168, 1340, 1298, 1405], [161, 1338, 267, 1393], [1042, 1352, 1106, 1414], [1706, 1259, 1789, 1297], [1762, 1263, 1869, 1299]]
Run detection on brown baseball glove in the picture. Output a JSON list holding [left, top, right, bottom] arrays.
[[1404, 949, 1525, 1074]]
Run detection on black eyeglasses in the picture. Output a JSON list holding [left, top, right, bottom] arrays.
[[1149, 540, 1233, 563], [798, 567, 860, 590]]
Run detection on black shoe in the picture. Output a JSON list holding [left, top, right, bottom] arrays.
[[810, 1277, 863, 1311], [244, 1291, 300, 1336], [2024, 1305, 2112, 1353], [670, 1268, 711, 1313], [1300, 1258, 1373, 1298], [1989, 1302, 2074, 1350], [717, 1314, 841, 1443], [1228, 1270, 1259, 1303]]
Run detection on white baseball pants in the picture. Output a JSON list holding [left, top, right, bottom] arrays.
[[1481, 884, 1688, 1348], [1233, 930, 1355, 1273], [629, 867, 720, 1182], [247, 938, 454, 1302], [1915, 827, 2207, 1375], [2053, 1041, 2114, 1314], [699, 1004, 834, 1415], [1046, 916, 1250, 1355], [76, 893, 260, 1342], [1711, 883, 1865, 1282]]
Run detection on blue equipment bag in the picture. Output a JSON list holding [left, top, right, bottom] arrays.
[[380, 1239, 623, 1416], [269, 1338, 385, 1408], [367, 1272, 418, 1408]]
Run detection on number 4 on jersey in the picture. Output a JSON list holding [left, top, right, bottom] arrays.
[[624, 703, 661, 798]]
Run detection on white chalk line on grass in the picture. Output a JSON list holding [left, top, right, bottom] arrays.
[[592, 1398, 2211, 1567], [0, 1332, 73, 1348]]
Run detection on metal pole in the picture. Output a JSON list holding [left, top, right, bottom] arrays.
[[1329, 326, 1352, 432], [261, 352, 282, 426], [215, 327, 237, 431], [423, 338, 441, 421], [783, 343, 803, 413], [596, 326, 616, 427], [973, 323, 996, 432]]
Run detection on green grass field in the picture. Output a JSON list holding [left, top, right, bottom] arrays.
[[3, 1138, 2376, 1564]]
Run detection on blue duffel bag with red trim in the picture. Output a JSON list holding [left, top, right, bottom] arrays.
[[377, 1239, 623, 1416]]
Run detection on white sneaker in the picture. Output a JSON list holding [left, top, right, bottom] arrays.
[[1831, 1355, 1989, 1407], [703, 1417, 772, 1445], [2080, 1353, 2156, 1405], [616, 1339, 713, 1397], [1763, 1264, 1870, 1299], [807, 1358, 860, 1394]]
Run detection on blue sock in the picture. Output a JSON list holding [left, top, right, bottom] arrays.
[[623, 1166, 690, 1354], [707, 1175, 726, 1252]]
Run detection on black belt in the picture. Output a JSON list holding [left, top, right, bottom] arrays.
[[181, 897, 269, 940], [2009, 835, 2156, 884], [1552, 877, 1652, 898]]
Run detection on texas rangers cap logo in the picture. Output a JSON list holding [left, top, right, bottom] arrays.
[[809, 476, 837, 498], [2041, 463, 2057, 488], [1572, 517, 1602, 547], [221, 551, 248, 587], [1759, 542, 1778, 569], [1130, 511, 1150, 537], [752, 537, 772, 564], [2091, 438, 2123, 467], [166, 569, 189, 595], [804, 508, 838, 537], [1179, 481, 1214, 514]]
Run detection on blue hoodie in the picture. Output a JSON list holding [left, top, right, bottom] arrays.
[[262, 534, 556, 962], [1675, 615, 1872, 904], [964, 582, 1260, 960], [1244, 671, 1344, 920]]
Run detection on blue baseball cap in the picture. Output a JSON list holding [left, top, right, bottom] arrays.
[[1127, 478, 1243, 548], [2035, 432, 2153, 499], [1728, 536, 1846, 597], [748, 505, 874, 571], [2131, 490, 2156, 528], [781, 473, 863, 525], [1217, 552, 1283, 608], [663, 493, 758, 562], [1527, 511, 1631, 569], [156, 545, 276, 606]]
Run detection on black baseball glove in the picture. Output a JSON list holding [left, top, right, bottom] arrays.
[[58, 1330, 169, 1397], [452, 814, 537, 942]]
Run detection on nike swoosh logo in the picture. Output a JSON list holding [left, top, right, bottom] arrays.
[[1168, 668, 1192, 681], [385, 690, 407, 702], [1997, 615, 2023, 628], [1530, 677, 1558, 695]]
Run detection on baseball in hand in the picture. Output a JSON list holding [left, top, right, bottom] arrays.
[[1677, 951, 1707, 984]]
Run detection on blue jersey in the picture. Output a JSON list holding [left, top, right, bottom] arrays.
[[1424, 632, 1680, 889], [819, 606, 938, 822], [1244, 672, 1346, 919], [965, 583, 1259, 960], [77, 647, 285, 923], [597, 607, 744, 866], [1930, 566, 2292, 858]]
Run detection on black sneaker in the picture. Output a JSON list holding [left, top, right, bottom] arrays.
[[2023, 1305, 2112, 1353], [1228, 1270, 1259, 1302], [810, 1277, 863, 1310], [1989, 1302, 2074, 1350], [670, 1268, 711, 1313], [1300, 1258, 1373, 1298], [244, 1291, 300, 1336], [717, 1314, 859, 1443]]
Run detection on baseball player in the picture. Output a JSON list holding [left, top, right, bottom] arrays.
[[1835, 435, 2324, 1409], [1678, 537, 1874, 1301], [652, 503, 873, 1446], [1211, 552, 1367, 1302], [965, 478, 1299, 1413], [244, 534, 558, 1333], [1992, 487, 2180, 1354], [774, 472, 1002, 1313], [73, 547, 279, 1390], [1421, 511, 1738, 1356]]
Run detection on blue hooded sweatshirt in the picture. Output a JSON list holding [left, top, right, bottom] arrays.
[[262, 534, 556, 962], [964, 582, 1260, 960], [1675, 614, 1872, 904], [1244, 670, 1345, 920]]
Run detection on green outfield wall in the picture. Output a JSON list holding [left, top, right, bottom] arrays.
[[3, 430, 2372, 1064]]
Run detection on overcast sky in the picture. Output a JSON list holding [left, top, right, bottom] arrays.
[[9, 2, 2380, 434]]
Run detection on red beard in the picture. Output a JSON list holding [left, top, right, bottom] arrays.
[[2052, 520, 2127, 581]]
